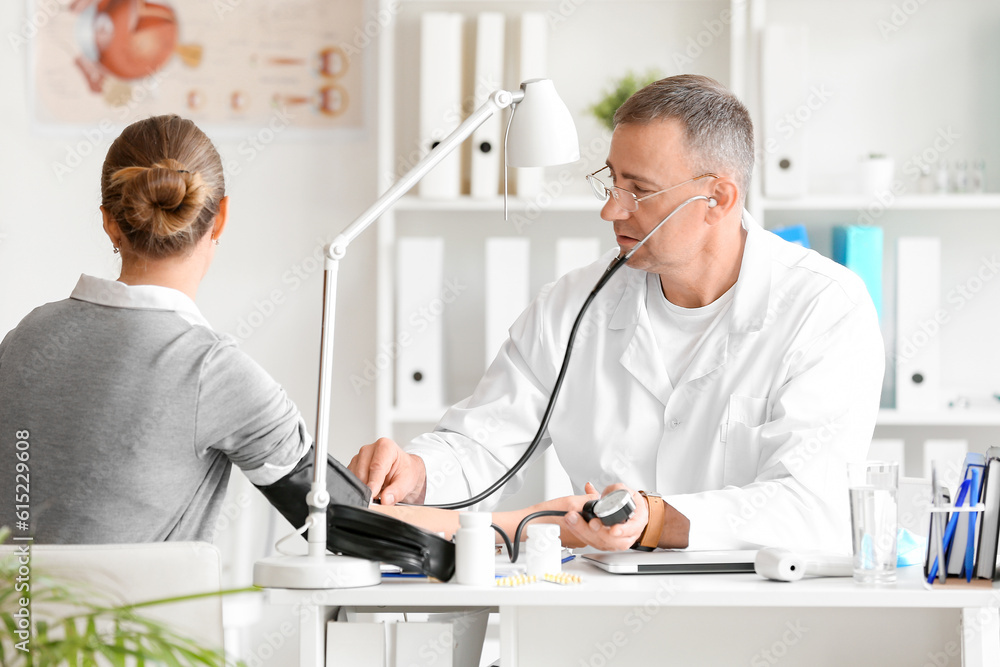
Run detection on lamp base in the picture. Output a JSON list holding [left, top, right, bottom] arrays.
[[253, 554, 381, 589]]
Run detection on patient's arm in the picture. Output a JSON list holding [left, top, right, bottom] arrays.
[[370, 491, 600, 548]]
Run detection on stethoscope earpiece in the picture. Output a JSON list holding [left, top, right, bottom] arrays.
[[708, 197, 718, 208]]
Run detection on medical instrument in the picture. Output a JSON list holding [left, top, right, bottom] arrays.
[[426, 193, 716, 510], [754, 547, 853, 582], [580, 488, 636, 526]]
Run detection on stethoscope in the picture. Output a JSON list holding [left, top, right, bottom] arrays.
[[425, 193, 718, 520]]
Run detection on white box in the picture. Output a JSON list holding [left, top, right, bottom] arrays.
[[394, 621, 453, 667], [326, 621, 385, 667]]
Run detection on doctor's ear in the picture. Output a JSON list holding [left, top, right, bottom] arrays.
[[704, 177, 739, 223]]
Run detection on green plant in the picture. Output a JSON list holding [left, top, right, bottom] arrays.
[[589, 70, 663, 131], [0, 528, 254, 666]]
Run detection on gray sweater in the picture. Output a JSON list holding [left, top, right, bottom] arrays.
[[0, 275, 361, 543]]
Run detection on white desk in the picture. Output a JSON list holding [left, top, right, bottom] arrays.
[[265, 561, 1000, 666]]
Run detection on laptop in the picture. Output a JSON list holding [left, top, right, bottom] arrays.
[[582, 549, 758, 574]]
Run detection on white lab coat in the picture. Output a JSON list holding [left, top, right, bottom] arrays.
[[407, 213, 885, 552]]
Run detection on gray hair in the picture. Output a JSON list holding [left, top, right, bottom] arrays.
[[613, 74, 754, 199]]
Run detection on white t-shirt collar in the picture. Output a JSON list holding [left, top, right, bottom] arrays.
[[70, 274, 213, 330]]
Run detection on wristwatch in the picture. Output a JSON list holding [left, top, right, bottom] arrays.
[[631, 491, 665, 551]]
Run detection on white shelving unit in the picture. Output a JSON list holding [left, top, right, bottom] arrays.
[[371, 0, 1000, 484]]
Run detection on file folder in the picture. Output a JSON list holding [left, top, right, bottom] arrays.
[[485, 237, 530, 368], [396, 237, 445, 409], [895, 237, 941, 411], [515, 13, 548, 198], [761, 25, 808, 198], [419, 13, 464, 199], [833, 225, 883, 320], [470, 13, 506, 198]]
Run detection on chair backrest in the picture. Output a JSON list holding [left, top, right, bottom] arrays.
[[1, 541, 224, 649]]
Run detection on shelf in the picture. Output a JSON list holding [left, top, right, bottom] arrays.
[[395, 195, 601, 213], [877, 409, 1000, 427], [759, 194, 1000, 212]]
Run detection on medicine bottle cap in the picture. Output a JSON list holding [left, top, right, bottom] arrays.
[[459, 512, 493, 528]]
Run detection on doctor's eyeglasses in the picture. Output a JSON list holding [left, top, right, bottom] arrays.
[[586, 166, 718, 213]]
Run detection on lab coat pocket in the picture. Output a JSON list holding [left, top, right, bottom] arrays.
[[723, 394, 768, 487]]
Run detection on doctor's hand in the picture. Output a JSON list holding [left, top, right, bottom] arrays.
[[561, 483, 649, 551], [348, 437, 426, 506]]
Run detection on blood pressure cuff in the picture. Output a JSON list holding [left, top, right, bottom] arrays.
[[254, 445, 371, 528], [255, 446, 456, 581]]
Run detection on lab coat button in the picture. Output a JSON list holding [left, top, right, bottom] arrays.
[[668, 418, 680, 429]]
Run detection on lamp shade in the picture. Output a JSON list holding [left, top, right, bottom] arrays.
[[505, 79, 580, 168]]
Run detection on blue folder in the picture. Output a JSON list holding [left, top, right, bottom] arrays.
[[832, 226, 883, 320]]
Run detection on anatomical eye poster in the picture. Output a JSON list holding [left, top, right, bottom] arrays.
[[25, 0, 367, 130]]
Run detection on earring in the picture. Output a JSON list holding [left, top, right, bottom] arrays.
[[212, 238, 220, 246], [113, 247, 120, 254]]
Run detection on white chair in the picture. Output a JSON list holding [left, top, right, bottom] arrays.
[[1, 541, 225, 650]]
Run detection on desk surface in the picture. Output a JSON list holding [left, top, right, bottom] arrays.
[[265, 558, 999, 610]]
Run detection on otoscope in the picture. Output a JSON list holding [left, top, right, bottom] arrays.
[[425, 194, 718, 520]]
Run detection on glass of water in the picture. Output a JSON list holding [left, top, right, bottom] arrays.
[[848, 461, 899, 585]]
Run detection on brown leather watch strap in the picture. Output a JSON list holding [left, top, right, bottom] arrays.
[[632, 491, 665, 551]]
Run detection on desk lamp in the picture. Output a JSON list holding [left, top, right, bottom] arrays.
[[254, 79, 580, 589]]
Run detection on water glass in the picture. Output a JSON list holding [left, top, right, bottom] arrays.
[[848, 461, 899, 585]]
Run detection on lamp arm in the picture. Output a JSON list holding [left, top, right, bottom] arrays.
[[305, 86, 523, 558], [325, 87, 523, 262]]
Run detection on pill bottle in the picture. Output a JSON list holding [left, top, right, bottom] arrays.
[[526, 523, 562, 576], [455, 512, 495, 585]]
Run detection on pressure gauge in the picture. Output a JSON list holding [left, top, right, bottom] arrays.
[[579, 488, 636, 526]]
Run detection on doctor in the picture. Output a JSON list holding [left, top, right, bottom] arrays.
[[350, 74, 885, 553]]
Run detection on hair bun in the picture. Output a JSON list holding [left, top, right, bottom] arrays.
[[111, 159, 208, 238]]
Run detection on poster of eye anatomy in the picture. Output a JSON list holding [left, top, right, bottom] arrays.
[[28, 0, 366, 129]]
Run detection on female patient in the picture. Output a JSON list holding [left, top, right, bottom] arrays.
[[0, 114, 584, 549]]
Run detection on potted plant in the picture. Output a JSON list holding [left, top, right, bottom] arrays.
[[0, 528, 251, 666], [589, 70, 663, 131]]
